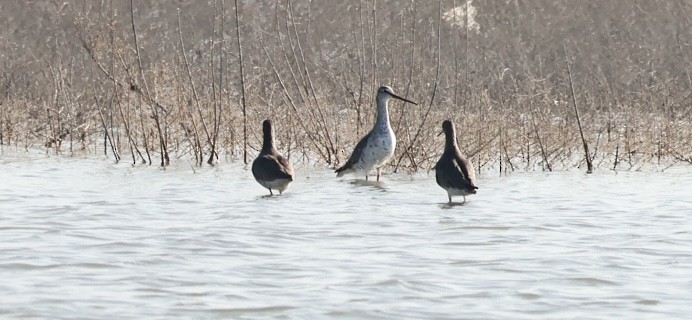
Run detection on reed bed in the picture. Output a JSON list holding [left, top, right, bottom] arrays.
[[1, 0, 690, 173]]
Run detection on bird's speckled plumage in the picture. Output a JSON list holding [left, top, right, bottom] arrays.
[[252, 119, 295, 195], [434, 120, 478, 203], [335, 86, 417, 181]]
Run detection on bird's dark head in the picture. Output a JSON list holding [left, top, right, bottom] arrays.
[[442, 120, 455, 134], [262, 119, 274, 136], [440, 120, 457, 146], [262, 119, 273, 129]]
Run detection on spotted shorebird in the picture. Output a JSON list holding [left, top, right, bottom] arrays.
[[252, 119, 295, 195], [335, 85, 417, 181], [434, 120, 478, 203]]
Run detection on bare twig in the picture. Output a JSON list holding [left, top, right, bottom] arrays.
[[564, 45, 593, 174], [177, 9, 214, 165], [395, 0, 442, 171], [130, 0, 168, 166], [234, 0, 249, 164]]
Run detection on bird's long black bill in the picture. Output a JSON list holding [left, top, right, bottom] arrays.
[[391, 93, 417, 105]]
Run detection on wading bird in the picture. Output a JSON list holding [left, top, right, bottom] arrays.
[[335, 85, 417, 181], [434, 120, 478, 203], [252, 119, 295, 195]]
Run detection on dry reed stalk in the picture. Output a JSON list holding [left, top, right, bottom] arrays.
[[207, 0, 219, 165], [395, 0, 442, 172], [0, 107, 4, 146], [1, 1, 689, 172], [260, 37, 330, 162], [138, 98, 153, 165], [177, 9, 215, 166], [284, 1, 309, 97], [564, 47, 593, 174], [116, 91, 144, 164], [276, 6, 325, 157], [356, 0, 366, 137], [234, 0, 249, 164], [529, 95, 552, 171], [94, 93, 119, 162], [129, 0, 168, 166], [209, 0, 226, 165], [286, 0, 335, 163], [393, 0, 416, 169], [370, 0, 377, 99]]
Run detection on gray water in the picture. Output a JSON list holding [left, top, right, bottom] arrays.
[[1, 154, 691, 319]]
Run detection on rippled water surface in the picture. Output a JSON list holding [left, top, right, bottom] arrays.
[[1, 153, 691, 319]]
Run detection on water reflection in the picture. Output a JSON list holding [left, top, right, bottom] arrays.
[[439, 201, 468, 209], [1, 155, 692, 319], [348, 179, 387, 190]]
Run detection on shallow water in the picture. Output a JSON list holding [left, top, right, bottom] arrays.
[[1, 153, 691, 319]]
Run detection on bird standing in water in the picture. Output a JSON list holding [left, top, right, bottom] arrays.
[[434, 120, 478, 203], [252, 119, 295, 195], [335, 85, 417, 181]]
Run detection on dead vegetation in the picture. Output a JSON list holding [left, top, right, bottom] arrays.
[[1, 0, 690, 173]]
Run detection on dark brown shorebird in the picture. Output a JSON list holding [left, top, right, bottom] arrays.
[[434, 120, 478, 203], [335, 85, 417, 181], [252, 119, 295, 195]]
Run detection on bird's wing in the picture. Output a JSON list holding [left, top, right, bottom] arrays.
[[434, 155, 456, 188], [252, 153, 294, 182], [454, 153, 477, 189], [336, 132, 371, 173], [276, 154, 295, 179]]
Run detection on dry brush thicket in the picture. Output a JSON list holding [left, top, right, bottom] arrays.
[[1, 0, 690, 173]]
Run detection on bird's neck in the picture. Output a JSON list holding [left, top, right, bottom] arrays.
[[445, 132, 458, 151], [262, 132, 275, 153], [375, 98, 391, 129]]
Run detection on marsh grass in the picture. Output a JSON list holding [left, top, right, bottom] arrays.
[[1, 0, 690, 173]]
